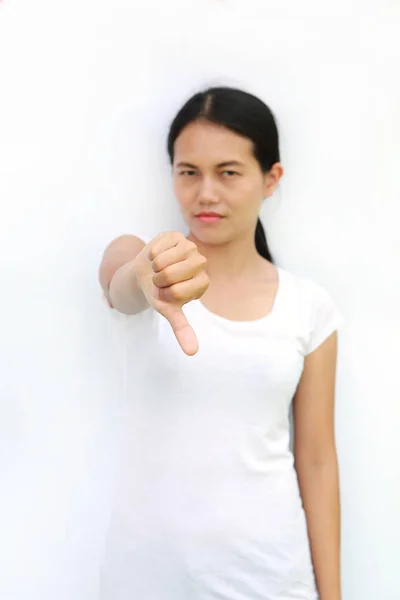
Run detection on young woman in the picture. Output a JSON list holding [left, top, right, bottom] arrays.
[[99, 87, 344, 600]]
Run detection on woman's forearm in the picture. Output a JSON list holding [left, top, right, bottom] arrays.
[[296, 455, 341, 600], [108, 259, 149, 315], [99, 234, 149, 315]]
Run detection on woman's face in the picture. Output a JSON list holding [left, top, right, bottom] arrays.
[[172, 119, 281, 246]]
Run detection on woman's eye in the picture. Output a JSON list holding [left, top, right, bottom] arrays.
[[223, 170, 238, 177], [180, 170, 197, 176]]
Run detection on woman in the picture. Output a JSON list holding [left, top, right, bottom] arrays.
[[99, 87, 344, 600]]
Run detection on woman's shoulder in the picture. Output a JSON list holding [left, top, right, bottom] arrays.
[[279, 265, 339, 304], [279, 265, 345, 353]]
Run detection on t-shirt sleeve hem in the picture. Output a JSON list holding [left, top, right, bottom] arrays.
[[306, 311, 345, 355]]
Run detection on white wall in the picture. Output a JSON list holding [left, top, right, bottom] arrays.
[[0, 1, 399, 599]]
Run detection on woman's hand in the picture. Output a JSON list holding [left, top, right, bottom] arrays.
[[133, 232, 209, 356]]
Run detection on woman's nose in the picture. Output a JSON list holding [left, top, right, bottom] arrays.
[[198, 178, 219, 204]]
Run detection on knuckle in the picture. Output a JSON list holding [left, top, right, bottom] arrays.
[[162, 268, 174, 286], [184, 240, 197, 254], [160, 230, 175, 239], [200, 272, 210, 290], [169, 285, 183, 301], [147, 247, 157, 261], [152, 255, 163, 272], [171, 231, 185, 243], [198, 254, 207, 268], [192, 273, 209, 299]]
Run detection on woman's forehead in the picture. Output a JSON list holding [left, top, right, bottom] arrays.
[[174, 121, 254, 164]]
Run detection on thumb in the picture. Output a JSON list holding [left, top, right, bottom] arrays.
[[162, 304, 199, 356]]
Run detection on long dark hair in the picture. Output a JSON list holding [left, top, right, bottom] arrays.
[[167, 86, 280, 263]]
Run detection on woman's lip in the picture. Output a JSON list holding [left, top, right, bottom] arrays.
[[196, 214, 223, 222], [196, 213, 223, 217]]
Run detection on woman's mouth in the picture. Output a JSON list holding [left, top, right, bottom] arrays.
[[196, 213, 223, 223]]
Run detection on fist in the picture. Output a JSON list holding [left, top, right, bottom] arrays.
[[134, 232, 209, 355]]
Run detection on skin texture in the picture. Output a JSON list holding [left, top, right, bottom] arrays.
[[173, 119, 281, 262]]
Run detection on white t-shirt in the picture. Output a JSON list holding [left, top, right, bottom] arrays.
[[100, 262, 344, 600]]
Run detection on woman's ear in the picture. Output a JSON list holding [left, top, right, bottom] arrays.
[[263, 163, 284, 198]]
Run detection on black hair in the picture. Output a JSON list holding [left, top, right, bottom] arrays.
[[167, 86, 280, 263]]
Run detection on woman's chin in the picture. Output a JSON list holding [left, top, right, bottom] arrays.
[[191, 229, 230, 247]]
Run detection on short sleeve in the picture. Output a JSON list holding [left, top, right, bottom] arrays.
[[305, 281, 345, 355]]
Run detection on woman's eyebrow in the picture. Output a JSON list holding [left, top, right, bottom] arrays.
[[176, 160, 244, 169], [216, 161, 244, 168], [176, 162, 198, 169]]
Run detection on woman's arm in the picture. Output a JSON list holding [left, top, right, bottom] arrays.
[[99, 232, 209, 355], [293, 332, 341, 600], [99, 234, 149, 314]]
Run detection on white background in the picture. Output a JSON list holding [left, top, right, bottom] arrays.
[[0, 1, 399, 599]]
